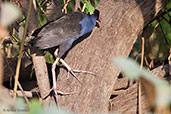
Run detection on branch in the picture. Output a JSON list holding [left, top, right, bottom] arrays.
[[56, 0, 170, 113]]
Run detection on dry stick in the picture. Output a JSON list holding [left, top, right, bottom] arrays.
[[62, 0, 71, 13], [63, 0, 67, 13], [31, 49, 53, 105], [17, 82, 30, 105], [10, 89, 78, 98], [33, 0, 37, 11], [13, 0, 33, 99], [0, 47, 3, 86], [74, 0, 81, 11], [10, 90, 35, 98], [168, 48, 171, 76], [81, 1, 86, 12], [41, 0, 49, 6], [139, 37, 144, 114], [38, 2, 47, 15]]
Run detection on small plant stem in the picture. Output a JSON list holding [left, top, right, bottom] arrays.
[[139, 37, 144, 114]]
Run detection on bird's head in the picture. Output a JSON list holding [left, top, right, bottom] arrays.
[[93, 9, 101, 28]]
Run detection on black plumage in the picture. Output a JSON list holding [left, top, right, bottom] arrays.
[[31, 10, 100, 57]]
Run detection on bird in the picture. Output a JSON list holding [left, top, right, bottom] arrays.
[[31, 9, 100, 96]]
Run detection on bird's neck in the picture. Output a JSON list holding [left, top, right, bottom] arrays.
[[79, 15, 96, 36], [90, 14, 97, 25]]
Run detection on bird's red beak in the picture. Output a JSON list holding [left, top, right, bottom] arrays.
[[96, 15, 101, 28], [97, 16, 101, 23]]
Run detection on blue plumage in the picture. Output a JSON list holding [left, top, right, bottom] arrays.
[[67, 14, 98, 45]]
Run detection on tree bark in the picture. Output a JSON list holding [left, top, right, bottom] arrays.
[[109, 64, 170, 114], [56, 0, 169, 113]]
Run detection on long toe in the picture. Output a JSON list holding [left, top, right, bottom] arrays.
[[72, 69, 96, 76], [70, 70, 82, 84]]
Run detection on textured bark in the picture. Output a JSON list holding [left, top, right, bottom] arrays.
[[31, 49, 50, 98], [74, 0, 81, 11], [56, 0, 169, 113], [109, 64, 170, 114]]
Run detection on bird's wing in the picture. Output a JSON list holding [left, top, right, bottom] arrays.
[[32, 12, 85, 49]]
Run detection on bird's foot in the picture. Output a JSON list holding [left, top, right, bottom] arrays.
[[72, 69, 96, 75], [43, 87, 79, 100], [59, 58, 96, 84], [42, 87, 57, 100]]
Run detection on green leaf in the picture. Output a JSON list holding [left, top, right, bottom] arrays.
[[150, 20, 158, 27], [160, 17, 171, 45], [29, 99, 43, 114], [165, 1, 171, 10], [29, 99, 75, 114], [85, 1, 95, 14]]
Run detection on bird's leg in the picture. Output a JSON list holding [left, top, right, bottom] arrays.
[[51, 57, 59, 96], [52, 57, 83, 87], [51, 48, 81, 94]]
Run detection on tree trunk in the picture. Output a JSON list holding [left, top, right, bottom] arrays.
[[56, 0, 169, 113]]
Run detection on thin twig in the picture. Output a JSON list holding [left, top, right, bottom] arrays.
[[168, 48, 171, 76], [140, 37, 144, 68], [138, 37, 144, 114], [17, 82, 30, 105], [62, 0, 71, 13], [162, 15, 170, 24], [81, 2, 86, 12], [41, 0, 49, 6], [10, 90, 39, 98], [149, 8, 171, 24], [33, 0, 37, 10], [38, 1, 47, 15], [74, 0, 81, 11], [64, 0, 67, 13], [13, 0, 33, 99]]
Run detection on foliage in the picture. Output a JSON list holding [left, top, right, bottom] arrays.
[[131, 1, 171, 66]]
